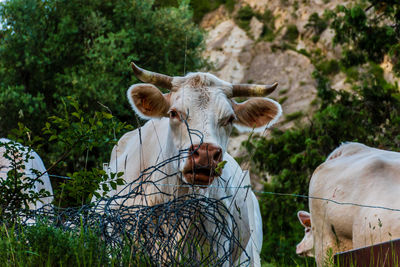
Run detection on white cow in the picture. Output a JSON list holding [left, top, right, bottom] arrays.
[[0, 138, 53, 211], [296, 210, 314, 257], [100, 62, 282, 266], [309, 142, 400, 266]]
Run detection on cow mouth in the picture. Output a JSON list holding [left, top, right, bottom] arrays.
[[182, 166, 218, 186]]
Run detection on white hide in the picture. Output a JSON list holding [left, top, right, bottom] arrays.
[[104, 119, 263, 266], [96, 70, 282, 266], [0, 138, 53, 210], [309, 142, 400, 266]]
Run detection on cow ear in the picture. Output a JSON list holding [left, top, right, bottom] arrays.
[[231, 98, 282, 132], [127, 84, 171, 119], [297, 211, 311, 228]]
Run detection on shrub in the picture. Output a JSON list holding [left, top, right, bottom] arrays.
[[316, 59, 340, 76], [259, 9, 276, 41], [305, 12, 328, 43], [283, 24, 299, 43], [248, 64, 400, 264], [0, 0, 205, 177], [235, 5, 255, 31]]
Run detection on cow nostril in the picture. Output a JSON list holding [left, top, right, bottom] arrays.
[[213, 148, 222, 161], [189, 145, 200, 158]]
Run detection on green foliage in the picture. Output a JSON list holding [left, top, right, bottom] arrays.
[[154, 0, 236, 23], [0, 140, 51, 223], [259, 9, 276, 41], [6, 97, 128, 208], [235, 5, 276, 41], [0, 0, 205, 174], [283, 24, 299, 43], [389, 43, 400, 74], [0, 0, 205, 207], [246, 2, 400, 265], [57, 169, 124, 207], [235, 5, 255, 32], [316, 59, 340, 76], [40, 97, 128, 207], [249, 65, 400, 265], [190, 0, 236, 23], [0, 221, 150, 266], [330, 2, 400, 73], [340, 49, 366, 67], [305, 12, 329, 43]]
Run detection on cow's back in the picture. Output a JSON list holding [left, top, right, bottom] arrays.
[[310, 142, 400, 265]]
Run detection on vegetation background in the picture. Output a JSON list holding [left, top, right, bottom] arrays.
[[0, 0, 399, 265]]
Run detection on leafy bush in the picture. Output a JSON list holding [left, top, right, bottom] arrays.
[[6, 97, 127, 208], [283, 24, 299, 43], [235, 5, 276, 41], [249, 64, 400, 265], [0, 0, 205, 177], [235, 5, 255, 32], [316, 59, 340, 76], [330, 2, 400, 70], [340, 49, 366, 67], [247, 2, 400, 265], [190, 0, 236, 23], [259, 9, 276, 41], [305, 12, 329, 43]]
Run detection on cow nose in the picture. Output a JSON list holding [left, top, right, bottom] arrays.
[[189, 143, 222, 167]]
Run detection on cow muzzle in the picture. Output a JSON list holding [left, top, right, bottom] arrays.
[[182, 143, 223, 186]]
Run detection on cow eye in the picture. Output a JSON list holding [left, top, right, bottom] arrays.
[[222, 115, 235, 126], [169, 110, 179, 120], [227, 115, 235, 124], [306, 228, 311, 233]]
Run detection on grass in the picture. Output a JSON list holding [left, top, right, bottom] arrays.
[[0, 221, 151, 266]]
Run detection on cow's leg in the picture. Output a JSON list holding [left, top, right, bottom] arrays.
[[311, 200, 342, 267], [313, 226, 338, 266]]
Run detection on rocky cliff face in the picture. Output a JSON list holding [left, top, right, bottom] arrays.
[[202, 1, 334, 158], [200, 0, 398, 188]]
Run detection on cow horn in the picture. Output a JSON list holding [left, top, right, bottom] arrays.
[[131, 62, 174, 91], [231, 82, 278, 97]]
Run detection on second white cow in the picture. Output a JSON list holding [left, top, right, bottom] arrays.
[[0, 138, 53, 211], [100, 62, 282, 266], [309, 142, 400, 266]]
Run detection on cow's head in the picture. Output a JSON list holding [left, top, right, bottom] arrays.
[[127, 62, 281, 186], [296, 211, 314, 257]]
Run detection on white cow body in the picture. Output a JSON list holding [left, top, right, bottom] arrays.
[[309, 142, 400, 266], [108, 119, 262, 265], [97, 63, 282, 266], [0, 138, 53, 210]]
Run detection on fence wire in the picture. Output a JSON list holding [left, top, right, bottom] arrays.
[[2, 119, 400, 266], [0, 123, 251, 267]]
